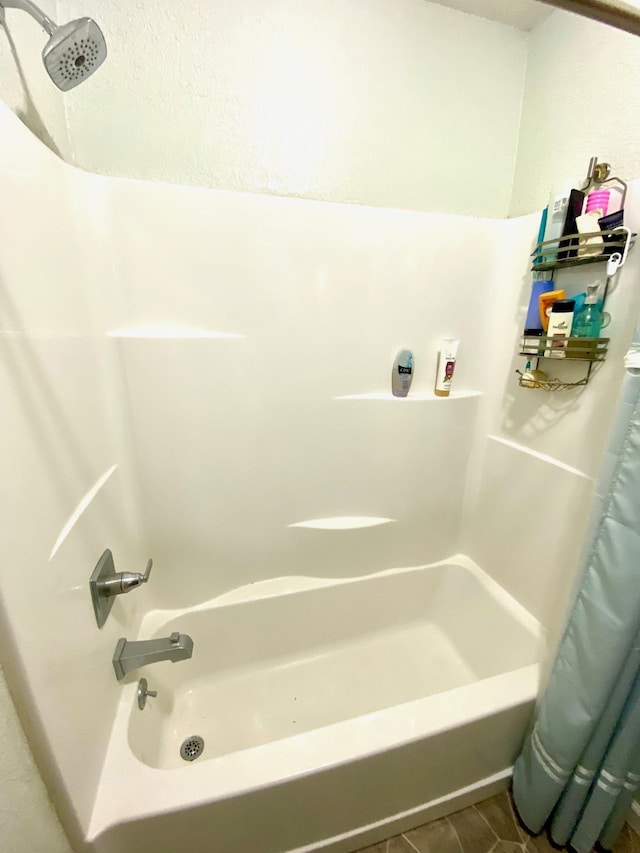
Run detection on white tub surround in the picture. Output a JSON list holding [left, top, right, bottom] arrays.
[[2, 84, 640, 851], [89, 558, 541, 853]]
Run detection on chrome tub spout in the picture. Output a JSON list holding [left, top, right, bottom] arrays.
[[113, 632, 194, 681]]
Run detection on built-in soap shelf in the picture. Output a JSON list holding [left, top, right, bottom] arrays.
[[335, 391, 481, 401], [289, 517, 394, 530], [107, 326, 243, 339]]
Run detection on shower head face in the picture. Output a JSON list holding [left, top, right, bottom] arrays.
[[42, 18, 106, 91]]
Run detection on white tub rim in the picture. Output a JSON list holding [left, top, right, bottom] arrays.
[[88, 554, 543, 841]]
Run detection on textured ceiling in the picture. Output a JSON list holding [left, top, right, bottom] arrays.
[[426, 0, 553, 31]]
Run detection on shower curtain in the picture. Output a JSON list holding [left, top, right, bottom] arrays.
[[512, 344, 640, 853]]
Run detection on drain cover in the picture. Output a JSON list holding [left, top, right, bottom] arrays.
[[180, 735, 204, 762]]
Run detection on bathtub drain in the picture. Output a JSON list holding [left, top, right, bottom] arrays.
[[180, 735, 204, 762]]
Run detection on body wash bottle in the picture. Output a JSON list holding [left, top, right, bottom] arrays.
[[434, 339, 459, 397], [572, 284, 603, 338], [392, 348, 414, 397]]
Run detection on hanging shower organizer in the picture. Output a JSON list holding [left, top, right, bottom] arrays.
[[516, 157, 635, 392]]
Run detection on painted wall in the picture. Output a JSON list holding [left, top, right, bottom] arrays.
[[0, 666, 72, 853], [0, 0, 528, 217], [510, 8, 640, 216], [5, 3, 640, 221]]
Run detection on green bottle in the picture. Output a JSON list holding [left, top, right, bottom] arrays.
[[572, 284, 603, 338]]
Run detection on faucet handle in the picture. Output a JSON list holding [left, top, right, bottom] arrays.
[[90, 550, 155, 628], [170, 632, 180, 645], [142, 559, 153, 583]]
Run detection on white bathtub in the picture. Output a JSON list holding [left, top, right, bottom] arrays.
[[89, 556, 542, 853]]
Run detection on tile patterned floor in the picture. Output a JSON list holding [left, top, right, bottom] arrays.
[[354, 791, 640, 853]]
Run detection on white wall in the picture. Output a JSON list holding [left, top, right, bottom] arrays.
[[0, 666, 72, 853], [6, 2, 640, 220], [510, 8, 640, 215], [0, 0, 528, 218]]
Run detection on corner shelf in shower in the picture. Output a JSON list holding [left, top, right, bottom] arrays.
[[335, 390, 482, 401]]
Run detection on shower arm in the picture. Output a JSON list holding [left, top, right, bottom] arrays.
[[0, 0, 57, 36]]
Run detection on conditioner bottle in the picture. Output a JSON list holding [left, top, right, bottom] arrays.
[[434, 339, 459, 397]]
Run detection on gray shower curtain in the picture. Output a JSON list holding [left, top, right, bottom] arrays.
[[512, 346, 640, 853]]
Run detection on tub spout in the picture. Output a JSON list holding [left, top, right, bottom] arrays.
[[112, 632, 194, 681]]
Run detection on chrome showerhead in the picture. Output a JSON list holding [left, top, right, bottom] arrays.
[[42, 17, 106, 91], [0, 0, 106, 90]]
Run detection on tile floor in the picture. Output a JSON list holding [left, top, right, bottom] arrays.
[[354, 790, 640, 853]]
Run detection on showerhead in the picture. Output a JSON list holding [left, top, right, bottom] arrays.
[[42, 17, 107, 91], [0, 0, 107, 90]]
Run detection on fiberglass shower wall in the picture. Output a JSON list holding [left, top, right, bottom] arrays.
[[0, 107, 148, 844], [0, 97, 501, 843]]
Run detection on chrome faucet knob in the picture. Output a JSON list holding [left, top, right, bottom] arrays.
[[137, 678, 157, 710], [170, 632, 180, 645]]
